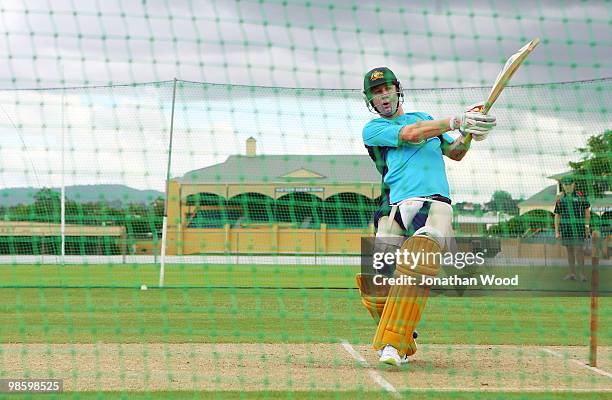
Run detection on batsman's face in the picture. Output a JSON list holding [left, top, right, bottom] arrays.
[[371, 83, 398, 117]]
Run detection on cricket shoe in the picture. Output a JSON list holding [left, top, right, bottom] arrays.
[[377, 347, 409, 365], [379, 345, 403, 366], [377, 331, 418, 365]]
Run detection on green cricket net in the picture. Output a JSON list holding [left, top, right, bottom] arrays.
[[0, 1, 610, 398]]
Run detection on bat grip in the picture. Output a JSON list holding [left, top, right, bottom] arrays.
[[462, 103, 489, 145]]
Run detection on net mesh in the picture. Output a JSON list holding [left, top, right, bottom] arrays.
[[0, 0, 610, 398]]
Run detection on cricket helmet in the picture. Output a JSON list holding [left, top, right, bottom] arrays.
[[362, 67, 404, 116]]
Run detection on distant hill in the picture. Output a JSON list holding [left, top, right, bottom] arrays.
[[0, 185, 164, 207]]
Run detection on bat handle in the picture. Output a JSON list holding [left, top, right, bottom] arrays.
[[462, 103, 487, 146]]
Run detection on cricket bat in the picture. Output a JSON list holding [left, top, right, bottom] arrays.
[[464, 37, 540, 145]]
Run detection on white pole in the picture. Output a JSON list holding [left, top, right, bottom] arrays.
[[159, 78, 178, 287], [60, 87, 66, 262]]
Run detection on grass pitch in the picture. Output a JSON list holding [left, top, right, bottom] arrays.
[[0, 263, 610, 398]]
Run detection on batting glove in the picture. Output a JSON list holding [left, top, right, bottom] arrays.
[[450, 102, 497, 141]]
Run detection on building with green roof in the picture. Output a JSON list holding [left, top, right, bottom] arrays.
[[164, 138, 384, 255], [518, 172, 611, 232]]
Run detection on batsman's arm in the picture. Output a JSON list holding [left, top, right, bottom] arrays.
[[442, 136, 471, 161], [399, 118, 453, 144]]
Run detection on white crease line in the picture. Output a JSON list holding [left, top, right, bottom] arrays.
[[542, 348, 612, 379], [340, 340, 401, 398]]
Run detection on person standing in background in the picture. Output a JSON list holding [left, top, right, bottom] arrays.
[[554, 176, 591, 281]]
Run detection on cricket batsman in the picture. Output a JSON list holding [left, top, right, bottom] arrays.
[[356, 67, 497, 366]]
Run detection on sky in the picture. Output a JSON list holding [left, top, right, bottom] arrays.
[[0, 0, 610, 203]]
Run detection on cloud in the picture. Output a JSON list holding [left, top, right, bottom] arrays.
[[0, 1, 609, 204], [0, 0, 608, 88]]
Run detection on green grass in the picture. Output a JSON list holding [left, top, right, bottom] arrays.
[[0, 263, 609, 398], [0, 264, 609, 345], [1, 391, 610, 400], [1, 264, 609, 293], [0, 263, 354, 288]]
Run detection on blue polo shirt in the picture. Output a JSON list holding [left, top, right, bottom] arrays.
[[362, 112, 455, 204]]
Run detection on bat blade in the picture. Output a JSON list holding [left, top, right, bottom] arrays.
[[482, 37, 540, 114], [464, 37, 540, 144]]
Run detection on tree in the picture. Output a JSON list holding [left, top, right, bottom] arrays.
[[33, 188, 61, 222], [454, 202, 482, 214], [569, 130, 611, 197], [484, 190, 520, 215], [8, 204, 32, 220], [487, 210, 554, 237], [152, 197, 165, 217], [150, 197, 165, 235]]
